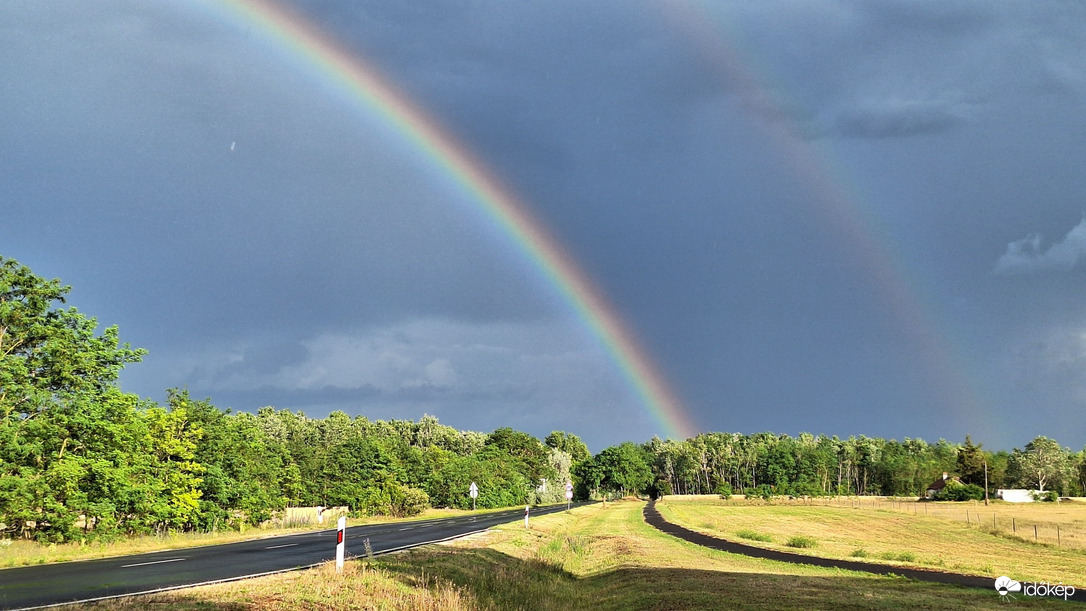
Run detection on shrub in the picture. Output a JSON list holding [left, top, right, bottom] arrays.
[[786, 535, 817, 548], [748, 484, 774, 501], [932, 481, 984, 502], [1032, 490, 1059, 502], [736, 529, 772, 542], [715, 483, 733, 500]]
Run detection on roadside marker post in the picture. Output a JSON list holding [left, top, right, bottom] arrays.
[[469, 481, 479, 511], [336, 516, 346, 572], [524, 504, 530, 529]]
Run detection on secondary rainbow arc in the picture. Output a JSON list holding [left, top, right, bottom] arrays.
[[196, 0, 698, 440]]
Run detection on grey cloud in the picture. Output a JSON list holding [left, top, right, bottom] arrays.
[[209, 341, 312, 384], [831, 98, 968, 139], [994, 217, 1086, 275], [210, 384, 383, 411]]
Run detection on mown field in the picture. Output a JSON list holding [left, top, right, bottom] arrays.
[[53, 500, 1073, 610], [658, 496, 1086, 587]]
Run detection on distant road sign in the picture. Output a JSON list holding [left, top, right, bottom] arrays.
[[565, 489, 573, 500], [469, 482, 479, 499]]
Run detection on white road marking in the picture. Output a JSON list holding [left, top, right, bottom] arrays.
[[265, 543, 299, 549], [122, 557, 187, 568]]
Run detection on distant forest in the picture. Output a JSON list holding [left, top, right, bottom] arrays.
[[3, 255, 1085, 543]]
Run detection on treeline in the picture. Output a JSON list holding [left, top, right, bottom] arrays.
[[0, 255, 591, 542], [3, 256, 1086, 544], [614, 432, 1086, 500]]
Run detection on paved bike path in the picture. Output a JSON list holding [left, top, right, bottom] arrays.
[[643, 500, 1085, 603]]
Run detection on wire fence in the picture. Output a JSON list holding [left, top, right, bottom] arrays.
[[802, 495, 1085, 551]]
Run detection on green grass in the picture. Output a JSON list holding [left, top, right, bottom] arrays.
[[786, 535, 818, 548], [736, 529, 773, 542], [68, 501, 1072, 610], [878, 551, 916, 562]]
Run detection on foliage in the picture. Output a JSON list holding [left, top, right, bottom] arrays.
[[590, 442, 653, 497], [1008, 436, 1072, 494], [736, 528, 771, 542], [786, 535, 818, 548], [931, 480, 985, 502], [0, 257, 146, 541], [544, 431, 590, 463], [750, 484, 775, 501], [1031, 489, 1059, 502], [955, 435, 987, 487]]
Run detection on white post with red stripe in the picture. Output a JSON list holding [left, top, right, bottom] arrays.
[[335, 516, 346, 571]]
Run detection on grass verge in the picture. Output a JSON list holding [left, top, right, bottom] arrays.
[[59, 501, 1072, 610]]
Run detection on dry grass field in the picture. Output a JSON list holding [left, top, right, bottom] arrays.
[[658, 496, 1086, 587], [52, 500, 1074, 610]]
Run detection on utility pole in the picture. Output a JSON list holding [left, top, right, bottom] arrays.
[[984, 460, 989, 506]]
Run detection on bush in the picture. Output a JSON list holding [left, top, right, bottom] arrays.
[[1032, 490, 1059, 502], [932, 481, 985, 502], [715, 483, 732, 500], [748, 484, 774, 501], [736, 529, 772, 542], [786, 535, 817, 548]]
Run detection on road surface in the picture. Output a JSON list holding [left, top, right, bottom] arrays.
[[0, 503, 580, 610]]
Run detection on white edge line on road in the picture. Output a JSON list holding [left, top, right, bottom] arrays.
[[12, 528, 489, 611], [264, 543, 300, 549], [13, 505, 581, 611], [121, 557, 187, 568]]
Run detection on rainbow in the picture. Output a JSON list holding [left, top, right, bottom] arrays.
[[664, 2, 997, 440], [190, 0, 698, 440]]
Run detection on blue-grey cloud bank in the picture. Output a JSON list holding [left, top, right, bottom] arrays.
[[3, 0, 1085, 451]]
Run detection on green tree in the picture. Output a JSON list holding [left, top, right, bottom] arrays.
[[544, 430, 590, 463], [427, 451, 530, 509], [143, 403, 205, 531], [594, 442, 653, 497], [485, 427, 555, 489], [1009, 436, 1071, 493], [0, 257, 146, 541], [956, 435, 987, 487]]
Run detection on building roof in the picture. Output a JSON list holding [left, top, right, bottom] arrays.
[[926, 474, 961, 491]]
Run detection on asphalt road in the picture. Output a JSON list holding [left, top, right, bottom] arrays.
[[0, 503, 581, 610]]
